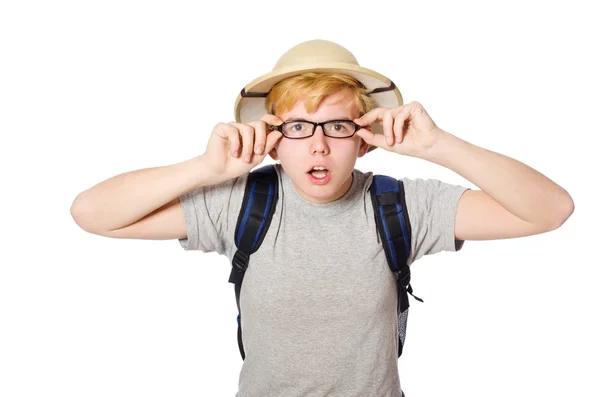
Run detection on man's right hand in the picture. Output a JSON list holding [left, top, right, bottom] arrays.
[[203, 114, 284, 181], [71, 114, 284, 239]]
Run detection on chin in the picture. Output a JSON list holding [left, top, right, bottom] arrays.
[[285, 166, 353, 204], [301, 182, 345, 204]]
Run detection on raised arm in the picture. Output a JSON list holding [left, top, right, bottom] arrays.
[[70, 115, 283, 240], [355, 101, 574, 241], [427, 133, 573, 240], [70, 155, 216, 239]]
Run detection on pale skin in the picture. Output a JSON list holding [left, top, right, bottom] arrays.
[[353, 102, 575, 240], [270, 93, 370, 204], [70, 92, 574, 242]]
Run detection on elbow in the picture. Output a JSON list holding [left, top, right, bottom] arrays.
[[561, 192, 575, 224], [548, 190, 575, 231], [70, 195, 88, 230], [70, 194, 101, 234]]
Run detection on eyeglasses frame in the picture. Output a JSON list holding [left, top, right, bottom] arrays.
[[268, 119, 363, 139]]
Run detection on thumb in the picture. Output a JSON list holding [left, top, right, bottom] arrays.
[[264, 129, 283, 154], [357, 127, 386, 149], [357, 128, 375, 145]]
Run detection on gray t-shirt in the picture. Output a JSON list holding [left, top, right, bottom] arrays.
[[178, 163, 468, 397]]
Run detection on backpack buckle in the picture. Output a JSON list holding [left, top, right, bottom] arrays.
[[398, 270, 411, 287], [229, 250, 250, 285], [232, 250, 249, 271]]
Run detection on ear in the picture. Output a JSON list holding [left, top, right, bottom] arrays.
[[357, 136, 370, 158], [268, 147, 279, 161]]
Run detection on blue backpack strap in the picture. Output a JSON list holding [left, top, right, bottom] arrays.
[[228, 164, 278, 360], [370, 174, 423, 358]]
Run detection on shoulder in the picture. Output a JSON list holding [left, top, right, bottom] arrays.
[[352, 168, 374, 196], [400, 177, 466, 196], [366, 172, 468, 223]]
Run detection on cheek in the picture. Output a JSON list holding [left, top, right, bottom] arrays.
[[275, 140, 291, 157], [339, 139, 361, 156], [275, 141, 302, 165]]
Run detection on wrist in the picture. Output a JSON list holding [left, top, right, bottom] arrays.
[[420, 129, 465, 166], [181, 154, 227, 189]]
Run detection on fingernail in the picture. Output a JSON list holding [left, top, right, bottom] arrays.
[[386, 137, 393, 146], [233, 150, 239, 157], [255, 146, 264, 154], [244, 154, 251, 162]]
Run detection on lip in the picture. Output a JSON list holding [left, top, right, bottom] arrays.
[[306, 162, 331, 173], [307, 170, 332, 185], [306, 162, 332, 185]]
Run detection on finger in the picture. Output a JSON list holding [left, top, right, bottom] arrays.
[[392, 107, 406, 144], [357, 128, 387, 150], [213, 122, 230, 139], [230, 122, 255, 163], [223, 124, 241, 157], [383, 108, 396, 146], [355, 107, 385, 127], [260, 113, 284, 127], [248, 121, 267, 155], [264, 129, 283, 154]]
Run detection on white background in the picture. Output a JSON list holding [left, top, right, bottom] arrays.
[[1, 0, 598, 396]]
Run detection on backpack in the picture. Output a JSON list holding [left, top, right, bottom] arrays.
[[227, 164, 423, 360]]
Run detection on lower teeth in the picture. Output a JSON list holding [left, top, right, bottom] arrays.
[[311, 172, 327, 178]]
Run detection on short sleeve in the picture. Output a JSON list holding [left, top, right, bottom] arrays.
[[401, 177, 470, 265], [177, 174, 248, 255]]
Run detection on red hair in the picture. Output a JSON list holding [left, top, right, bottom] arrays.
[[265, 72, 376, 116]]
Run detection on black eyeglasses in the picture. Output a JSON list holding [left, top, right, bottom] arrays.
[[269, 119, 362, 139]]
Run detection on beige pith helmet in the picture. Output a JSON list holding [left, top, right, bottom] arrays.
[[233, 39, 403, 153]]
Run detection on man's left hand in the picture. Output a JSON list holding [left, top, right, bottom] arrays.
[[355, 101, 446, 158]]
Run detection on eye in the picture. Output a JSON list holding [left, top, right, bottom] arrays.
[[325, 121, 353, 133], [332, 123, 348, 131], [282, 121, 312, 137]]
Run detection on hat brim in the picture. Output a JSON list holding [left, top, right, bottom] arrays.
[[234, 62, 403, 153]]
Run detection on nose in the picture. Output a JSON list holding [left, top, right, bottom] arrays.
[[310, 126, 330, 155]]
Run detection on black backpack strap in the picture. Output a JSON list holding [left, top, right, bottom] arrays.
[[229, 164, 279, 360], [370, 174, 422, 357]]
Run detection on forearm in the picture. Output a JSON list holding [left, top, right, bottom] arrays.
[[71, 154, 222, 233], [424, 130, 574, 227]]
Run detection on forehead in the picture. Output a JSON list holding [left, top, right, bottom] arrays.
[[281, 91, 359, 121]]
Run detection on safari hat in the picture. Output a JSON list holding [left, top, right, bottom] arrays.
[[233, 39, 403, 153]]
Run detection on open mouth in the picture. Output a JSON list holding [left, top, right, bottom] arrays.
[[308, 165, 330, 179], [309, 166, 329, 179]]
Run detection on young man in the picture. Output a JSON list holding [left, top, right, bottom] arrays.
[[70, 39, 574, 397]]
